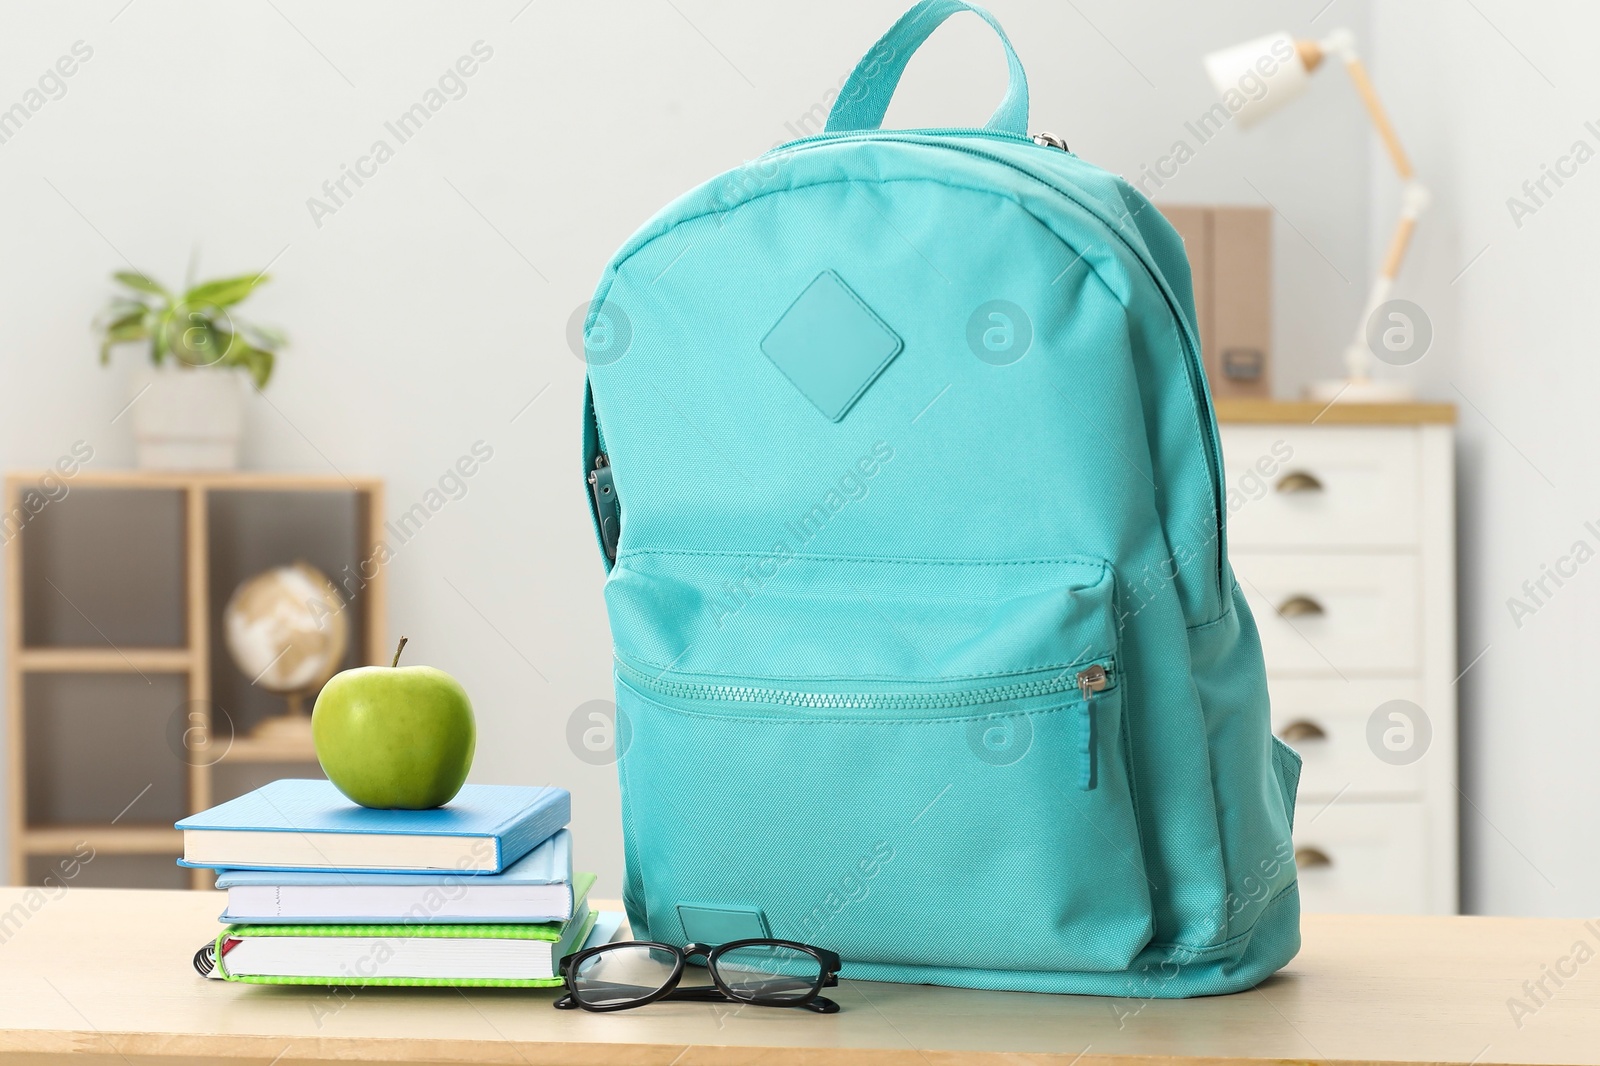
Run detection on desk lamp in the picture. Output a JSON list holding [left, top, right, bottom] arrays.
[[1204, 31, 1427, 401]]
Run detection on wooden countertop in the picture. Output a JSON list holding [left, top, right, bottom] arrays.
[[0, 888, 1594, 1064], [1214, 398, 1457, 425]]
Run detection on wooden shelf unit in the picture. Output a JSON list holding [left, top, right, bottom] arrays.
[[219, 733, 320, 764], [12, 647, 194, 672], [20, 825, 183, 855], [1213, 398, 1458, 425], [4, 470, 386, 890]]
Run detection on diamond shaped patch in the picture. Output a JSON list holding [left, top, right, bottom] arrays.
[[760, 270, 903, 422]]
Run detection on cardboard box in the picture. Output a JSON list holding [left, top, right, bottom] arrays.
[[1157, 204, 1272, 399]]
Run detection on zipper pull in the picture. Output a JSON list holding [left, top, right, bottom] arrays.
[[1075, 664, 1108, 792], [1032, 131, 1070, 152], [1076, 663, 1108, 701], [588, 454, 621, 563]]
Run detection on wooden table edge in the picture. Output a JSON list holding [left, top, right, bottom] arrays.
[[0, 1028, 1558, 1066]]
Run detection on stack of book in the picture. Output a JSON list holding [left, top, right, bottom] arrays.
[[179, 779, 614, 987]]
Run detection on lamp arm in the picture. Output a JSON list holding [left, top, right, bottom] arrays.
[[1336, 50, 1415, 180], [1321, 33, 1429, 382], [1344, 181, 1430, 380]]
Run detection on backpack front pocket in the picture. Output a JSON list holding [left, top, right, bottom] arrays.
[[605, 552, 1153, 974]]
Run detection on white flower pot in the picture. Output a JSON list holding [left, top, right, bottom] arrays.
[[128, 365, 245, 470]]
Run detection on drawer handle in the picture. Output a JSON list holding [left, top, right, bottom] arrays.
[[1278, 719, 1328, 743], [1275, 471, 1325, 494], [1276, 595, 1325, 618], [1295, 846, 1333, 869]]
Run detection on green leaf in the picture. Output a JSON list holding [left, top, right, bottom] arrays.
[[113, 271, 170, 298], [183, 273, 268, 309], [103, 298, 148, 319], [151, 309, 172, 365], [103, 319, 149, 340], [224, 343, 275, 389], [98, 320, 150, 364], [101, 308, 147, 333], [239, 322, 287, 350], [171, 317, 233, 367]]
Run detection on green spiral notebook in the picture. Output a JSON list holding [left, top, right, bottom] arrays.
[[213, 895, 595, 988]]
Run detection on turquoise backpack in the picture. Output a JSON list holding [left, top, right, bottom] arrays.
[[583, 0, 1302, 997]]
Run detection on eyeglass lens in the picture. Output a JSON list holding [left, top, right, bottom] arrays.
[[714, 944, 823, 1002], [570, 944, 680, 1008]]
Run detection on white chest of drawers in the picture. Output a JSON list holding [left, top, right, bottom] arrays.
[[1217, 401, 1458, 915]]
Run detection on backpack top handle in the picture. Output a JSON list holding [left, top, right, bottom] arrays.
[[824, 0, 1030, 136]]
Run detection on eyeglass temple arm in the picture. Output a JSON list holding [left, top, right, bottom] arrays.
[[559, 986, 840, 1013], [666, 986, 841, 1013]]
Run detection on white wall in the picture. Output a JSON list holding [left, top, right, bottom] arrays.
[[0, 0, 1370, 899], [1369, 0, 1600, 916]]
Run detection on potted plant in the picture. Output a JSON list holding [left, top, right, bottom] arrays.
[[97, 270, 285, 470]]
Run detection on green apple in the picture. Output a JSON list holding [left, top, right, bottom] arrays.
[[312, 637, 476, 810]]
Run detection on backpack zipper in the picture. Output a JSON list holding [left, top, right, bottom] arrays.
[[772, 126, 1063, 154], [616, 657, 1113, 713], [588, 453, 621, 563], [619, 656, 1112, 790], [763, 131, 1226, 607], [1076, 662, 1108, 700]]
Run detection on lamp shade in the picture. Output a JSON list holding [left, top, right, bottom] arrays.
[[1203, 32, 1312, 129]]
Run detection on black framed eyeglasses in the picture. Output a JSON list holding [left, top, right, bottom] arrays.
[[555, 938, 842, 1013]]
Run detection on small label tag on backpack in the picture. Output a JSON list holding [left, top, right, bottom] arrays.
[[677, 903, 771, 945], [760, 270, 903, 422]]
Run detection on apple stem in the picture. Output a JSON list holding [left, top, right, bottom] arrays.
[[391, 636, 408, 668]]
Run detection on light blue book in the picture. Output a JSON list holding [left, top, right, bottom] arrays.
[[215, 831, 581, 924], [582, 911, 627, 951], [176, 779, 569, 874]]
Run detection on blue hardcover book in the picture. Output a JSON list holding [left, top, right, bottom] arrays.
[[214, 831, 581, 923], [176, 779, 569, 874], [583, 910, 627, 951]]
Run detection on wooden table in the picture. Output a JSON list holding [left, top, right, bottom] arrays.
[[0, 888, 1595, 1065]]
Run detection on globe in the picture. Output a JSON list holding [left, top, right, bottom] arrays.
[[223, 562, 350, 701]]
